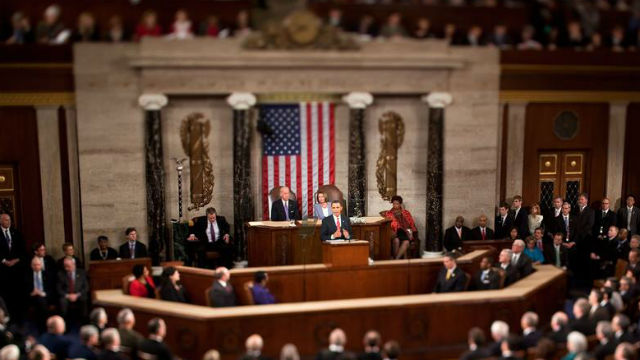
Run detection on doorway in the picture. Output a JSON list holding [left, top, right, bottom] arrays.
[[538, 151, 587, 211]]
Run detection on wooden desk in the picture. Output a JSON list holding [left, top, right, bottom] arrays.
[[322, 240, 369, 267], [95, 265, 566, 360], [462, 239, 513, 261], [88, 258, 152, 294], [177, 250, 489, 306], [246, 217, 392, 267]]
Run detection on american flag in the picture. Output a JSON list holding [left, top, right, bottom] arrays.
[[261, 102, 335, 219]]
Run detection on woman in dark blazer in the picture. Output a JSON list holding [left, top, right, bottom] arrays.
[[159, 267, 188, 303]]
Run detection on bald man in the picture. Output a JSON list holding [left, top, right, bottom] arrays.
[[470, 215, 494, 241], [37, 316, 72, 360], [316, 328, 355, 360]]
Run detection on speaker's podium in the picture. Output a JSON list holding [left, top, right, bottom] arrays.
[[322, 240, 369, 267]]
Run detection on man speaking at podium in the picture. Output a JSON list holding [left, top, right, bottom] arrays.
[[320, 201, 352, 241]]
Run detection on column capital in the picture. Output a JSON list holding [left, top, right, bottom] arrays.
[[138, 94, 168, 111], [422, 92, 453, 108], [342, 92, 373, 109], [227, 92, 257, 110]]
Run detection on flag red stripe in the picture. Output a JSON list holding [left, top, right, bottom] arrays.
[[306, 102, 313, 217], [296, 155, 302, 215], [317, 103, 324, 188], [285, 156, 291, 190], [329, 103, 335, 184], [262, 156, 269, 220]]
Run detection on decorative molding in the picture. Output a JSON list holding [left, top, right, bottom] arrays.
[[0, 92, 74, 106], [138, 93, 168, 110], [343, 92, 373, 109], [500, 90, 640, 103], [257, 93, 341, 103], [422, 92, 452, 108], [502, 64, 640, 74], [226, 92, 257, 110]]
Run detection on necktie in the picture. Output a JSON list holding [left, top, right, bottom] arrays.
[[284, 201, 289, 221], [35, 273, 43, 292], [481, 228, 486, 240], [537, 239, 543, 250], [564, 216, 570, 239], [446, 271, 451, 280], [4, 229, 10, 250], [209, 221, 215, 242], [628, 209, 633, 230], [130, 242, 135, 258], [68, 272, 75, 293], [336, 216, 341, 232], [555, 247, 561, 267]]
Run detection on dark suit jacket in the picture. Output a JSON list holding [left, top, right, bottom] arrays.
[[358, 352, 382, 360], [592, 340, 616, 360], [98, 349, 126, 360], [0, 227, 25, 263], [495, 215, 514, 239], [320, 214, 352, 241], [209, 280, 236, 307], [433, 267, 467, 293], [511, 207, 529, 237], [544, 207, 563, 236], [118, 328, 143, 354], [89, 247, 118, 261], [41, 255, 57, 275], [159, 284, 188, 303], [459, 348, 488, 360], [618, 206, 640, 236], [443, 226, 471, 251], [501, 264, 519, 287], [575, 206, 595, 253], [68, 343, 97, 360], [471, 268, 500, 290], [513, 253, 534, 278], [546, 328, 568, 344], [569, 316, 595, 336], [37, 333, 72, 360], [543, 244, 569, 267], [190, 215, 231, 245], [521, 330, 542, 349], [56, 268, 89, 301], [25, 269, 56, 304], [239, 354, 271, 360], [594, 209, 617, 238], [315, 349, 355, 360], [270, 199, 301, 221], [556, 214, 578, 243], [138, 338, 173, 360], [118, 241, 148, 259], [470, 226, 494, 241]]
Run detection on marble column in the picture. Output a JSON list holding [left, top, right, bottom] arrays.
[[607, 102, 628, 207], [505, 102, 527, 199], [422, 92, 452, 253], [138, 94, 168, 265], [343, 92, 373, 217], [227, 92, 257, 261]]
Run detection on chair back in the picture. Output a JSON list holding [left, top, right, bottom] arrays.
[[495, 267, 506, 289], [463, 272, 471, 291], [205, 286, 213, 307], [122, 274, 134, 295], [242, 281, 255, 305]]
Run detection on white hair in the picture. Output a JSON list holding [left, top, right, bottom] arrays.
[[80, 325, 98, 344], [567, 331, 587, 353], [0, 345, 20, 360], [101, 328, 120, 348], [490, 321, 509, 339], [513, 239, 525, 248], [117, 308, 134, 326]]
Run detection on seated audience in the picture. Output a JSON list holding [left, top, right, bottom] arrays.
[[498, 249, 519, 287], [209, 267, 236, 307], [135, 10, 162, 41], [507, 227, 519, 242], [544, 233, 569, 269], [167, 9, 193, 40], [433, 252, 467, 293], [382, 340, 399, 360], [233, 10, 251, 37], [73, 12, 99, 42], [470, 214, 494, 241], [570, 298, 595, 335], [0, 345, 19, 360], [314, 191, 331, 220], [37, 316, 71, 360], [68, 325, 99, 360], [320, 201, 352, 241], [355, 14, 377, 40], [524, 236, 545, 265], [90, 235, 118, 261], [89, 307, 108, 335], [511, 239, 534, 278], [460, 327, 486, 360], [26, 256, 55, 332], [534, 338, 557, 360], [471, 256, 500, 290], [359, 330, 381, 360], [617, 228, 630, 260], [520, 311, 542, 349], [517, 25, 543, 50], [104, 15, 127, 43], [203, 349, 221, 360], [129, 264, 155, 298], [29, 345, 51, 360], [495, 202, 514, 239], [36, 5, 68, 44], [32, 242, 57, 276], [116, 308, 143, 357], [619, 276, 635, 307], [487, 24, 511, 49], [546, 311, 569, 344], [201, 15, 221, 38], [412, 17, 434, 39], [279, 344, 299, 360], [603, 278, 624, 312], [326, 8, 343, 29], [487, 321, 509, 357], [383, 195, 417, 259], [592, 320, 615, 360], [443, 216, 471, 252], [251, 271, 275, 305], [460, 25, 484, 46], [316, 328, 354, 360], [379, 12, 407, 39], [626, 249, 640, 280], [6, 12, 33, 44], [188, 207, 234, 269], [57, 243, 84, 269], [119, 227, 148, 259], [98, 328, 124, 360], [612, 314, 634, 343], [159, 267, 187, 303], [271, 186, 301, 222], [589, 288, 615, 322], [57, 256, 89, 322], [240, 334, 267, 360], [564, 331, 588, 359], [137, 318, 173, 360]]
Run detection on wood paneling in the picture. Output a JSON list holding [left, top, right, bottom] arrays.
[[622, 103, 640, 199], [522, 103, 609, 207], [0, 106, 44, 249], [87, 258, 152, 297], [95, 265, 567, 360]]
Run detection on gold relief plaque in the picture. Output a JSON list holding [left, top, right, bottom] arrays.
[[376, 112, 404, 201], [180, 113, 215, 211]]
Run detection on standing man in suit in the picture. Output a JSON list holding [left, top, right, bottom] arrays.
[[498, 249, 519, 287], [0, 213, 26, 319], [544, 233, 569, 269], [618, 195, 639, 237], [556, 202, 578, 258], [33, 242, 57, 276], [118, 227, 148, 259], [57, 256, 89, 326], [443, 216, 471, 252], [470, 215, 494, 241], [208, 267, 236, 307], [544, 197, 564, 238], [575, 193, 595, 284], [511, 195, 529, 237], [320, 201, 352, 241], [26, 256, 55, 333], [591, 226, 620, 278], [495, 203, 514, 239], [471, 256, 500, 290], [270, 186, 301, 221], [90, 236, 118, 261], [187, 207, 234, 269], [511, 239, 534, 279], [433, 253, 467, 293], [594, 198, 617, 239]]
